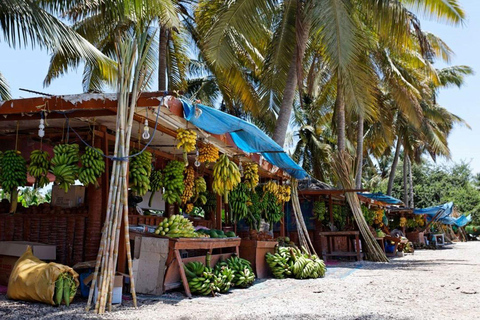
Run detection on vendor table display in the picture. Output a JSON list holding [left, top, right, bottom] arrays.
[[319, 231, 362, 262]]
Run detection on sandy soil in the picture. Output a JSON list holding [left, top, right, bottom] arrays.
[[1, 241, 479, 320]]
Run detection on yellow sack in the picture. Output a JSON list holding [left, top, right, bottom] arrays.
[[7, 246, 79, 305]]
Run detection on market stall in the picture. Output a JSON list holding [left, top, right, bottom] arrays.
[[0, 91, 308, 300]]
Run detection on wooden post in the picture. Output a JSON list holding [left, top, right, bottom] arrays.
[[216, 195, 222, 230], [329, 195, 334, 224]]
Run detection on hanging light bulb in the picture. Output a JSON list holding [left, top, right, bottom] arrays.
[[194, 149, 200, 167], [38, 118, 45, 138], [142, 118, 150, 140]]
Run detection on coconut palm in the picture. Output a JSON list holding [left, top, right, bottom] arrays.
[[0, 0, 115, 99]]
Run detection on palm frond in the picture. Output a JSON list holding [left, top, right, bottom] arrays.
[[0, 71, 11, 100]]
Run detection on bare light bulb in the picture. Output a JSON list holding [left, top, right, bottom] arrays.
[[38, 118, 45, 138], [142, 119, 150, 140]]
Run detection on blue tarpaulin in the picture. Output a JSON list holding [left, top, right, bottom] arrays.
[[358, 192, 403, 205], [413, 202, 470, 227], [181, 100, 308, 179], [413, 202, 453, 220]]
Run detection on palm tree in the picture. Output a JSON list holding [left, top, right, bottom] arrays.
[[0, 0, 114, 98]]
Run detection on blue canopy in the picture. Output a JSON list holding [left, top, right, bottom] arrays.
[[358, 192, 403, 205], [182, 100, 308, 179], [439, 214, 472, 227], [413, 202, 453, 220]]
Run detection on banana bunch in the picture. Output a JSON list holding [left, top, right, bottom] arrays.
[[290, 247, 326, 279], [263, 181, 291, 204], [265, 247, 294, 279], [263, 191, 283, 226], [162, 160, 185, 204], [54, 272, 77, 306], [148, 169, 163, 207], [243, 162, 259, 190], [177, 129, 197, 164], [415, 214, 425, 227], [201, 191, 217, 216], [154, 214, 197, 238], [373, 209, 384, 227], [226, 256, 255, 288], [212, 154, 241, 203], [51, 144, 80, 192], [278, 185, 291, 203], [185, 203, 194, 213], [229, 184, 249, 222], [193, 177, 207, 205], [28, 150, 50, 189], [198, 143, 219, 163], [129, 149, 152, 196], [184, 261, 218, 296], [399, 217, 407, 227], [181, 166, 195, 204], [213, 262, 235, 293], [0, 150, 27, 193], [78, 146, 105, 188]]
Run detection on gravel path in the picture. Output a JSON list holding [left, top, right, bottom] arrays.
[[1, 241, 479, 320]]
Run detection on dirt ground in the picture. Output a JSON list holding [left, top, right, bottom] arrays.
[[1, 241, 479, 320]]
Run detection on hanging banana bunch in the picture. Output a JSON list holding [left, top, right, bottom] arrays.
[[129, 149, 152, 196], [176, 129, 197, 165], [0, 150, 27, 193], [79, 146, 105, 188], [193, 177, 207, 205], [148, 168, 163, 207], [51, 144, 80, 192], [243, 162, 259, 190], [229, 184, 249, 222], [28, 150, 50, 189], [212, 154, 241, 203], [198, 143, 219, 163], [162, 160, 185, 205], [181, 166, 195, 204]]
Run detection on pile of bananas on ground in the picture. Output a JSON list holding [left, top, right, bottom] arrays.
[[182, 166, 195, 204], [198, 143, 219, 163], [212, 154, 241, 203], [148, 168, 163, 206], [154, 214, 197, 237], [226, 256, 255, 287], [184, 254, 254, 297], [78, 146, 105, 188], [54, 272, 78, 306], [263, 181, 291, 204], [229, 183, 249, 222], [162, 160, 185, 204], [0, 150, 27, 193], [266, 246, 326, 280], [27, 150, 50, 189], [129, 149, 152, 196], [51, 144, 80, 192], [176, 129, 197, 164], [243, 162, 259, 190]]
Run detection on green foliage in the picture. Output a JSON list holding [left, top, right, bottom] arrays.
[[361, 204, 375, 226], [385, 161, 480, 224]]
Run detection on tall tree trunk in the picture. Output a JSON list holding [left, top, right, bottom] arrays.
[[408, 156, 414, 208], [354, 113, 364, 189], [272, 1, 310, 147], [158, 27, 168, 91], [335, 76, 346, 152], [387, 138, 402, 195], [403, 151, 408, 206]]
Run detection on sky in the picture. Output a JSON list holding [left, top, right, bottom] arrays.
[[1, 1, 480, 172]]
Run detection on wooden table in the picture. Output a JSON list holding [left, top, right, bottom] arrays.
[[164, 237, 241, 298], [319, 231, 362, 262]]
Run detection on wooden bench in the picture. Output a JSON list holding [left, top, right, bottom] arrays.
[[319, 231, 363, 262]]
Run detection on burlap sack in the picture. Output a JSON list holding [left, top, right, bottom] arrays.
[[7, 246, 79, 305]]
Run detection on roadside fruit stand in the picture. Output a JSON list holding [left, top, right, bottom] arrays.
[[0, 91, 308, 302]]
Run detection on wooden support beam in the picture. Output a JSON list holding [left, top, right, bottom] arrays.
[[329, 195, 334, 224]]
